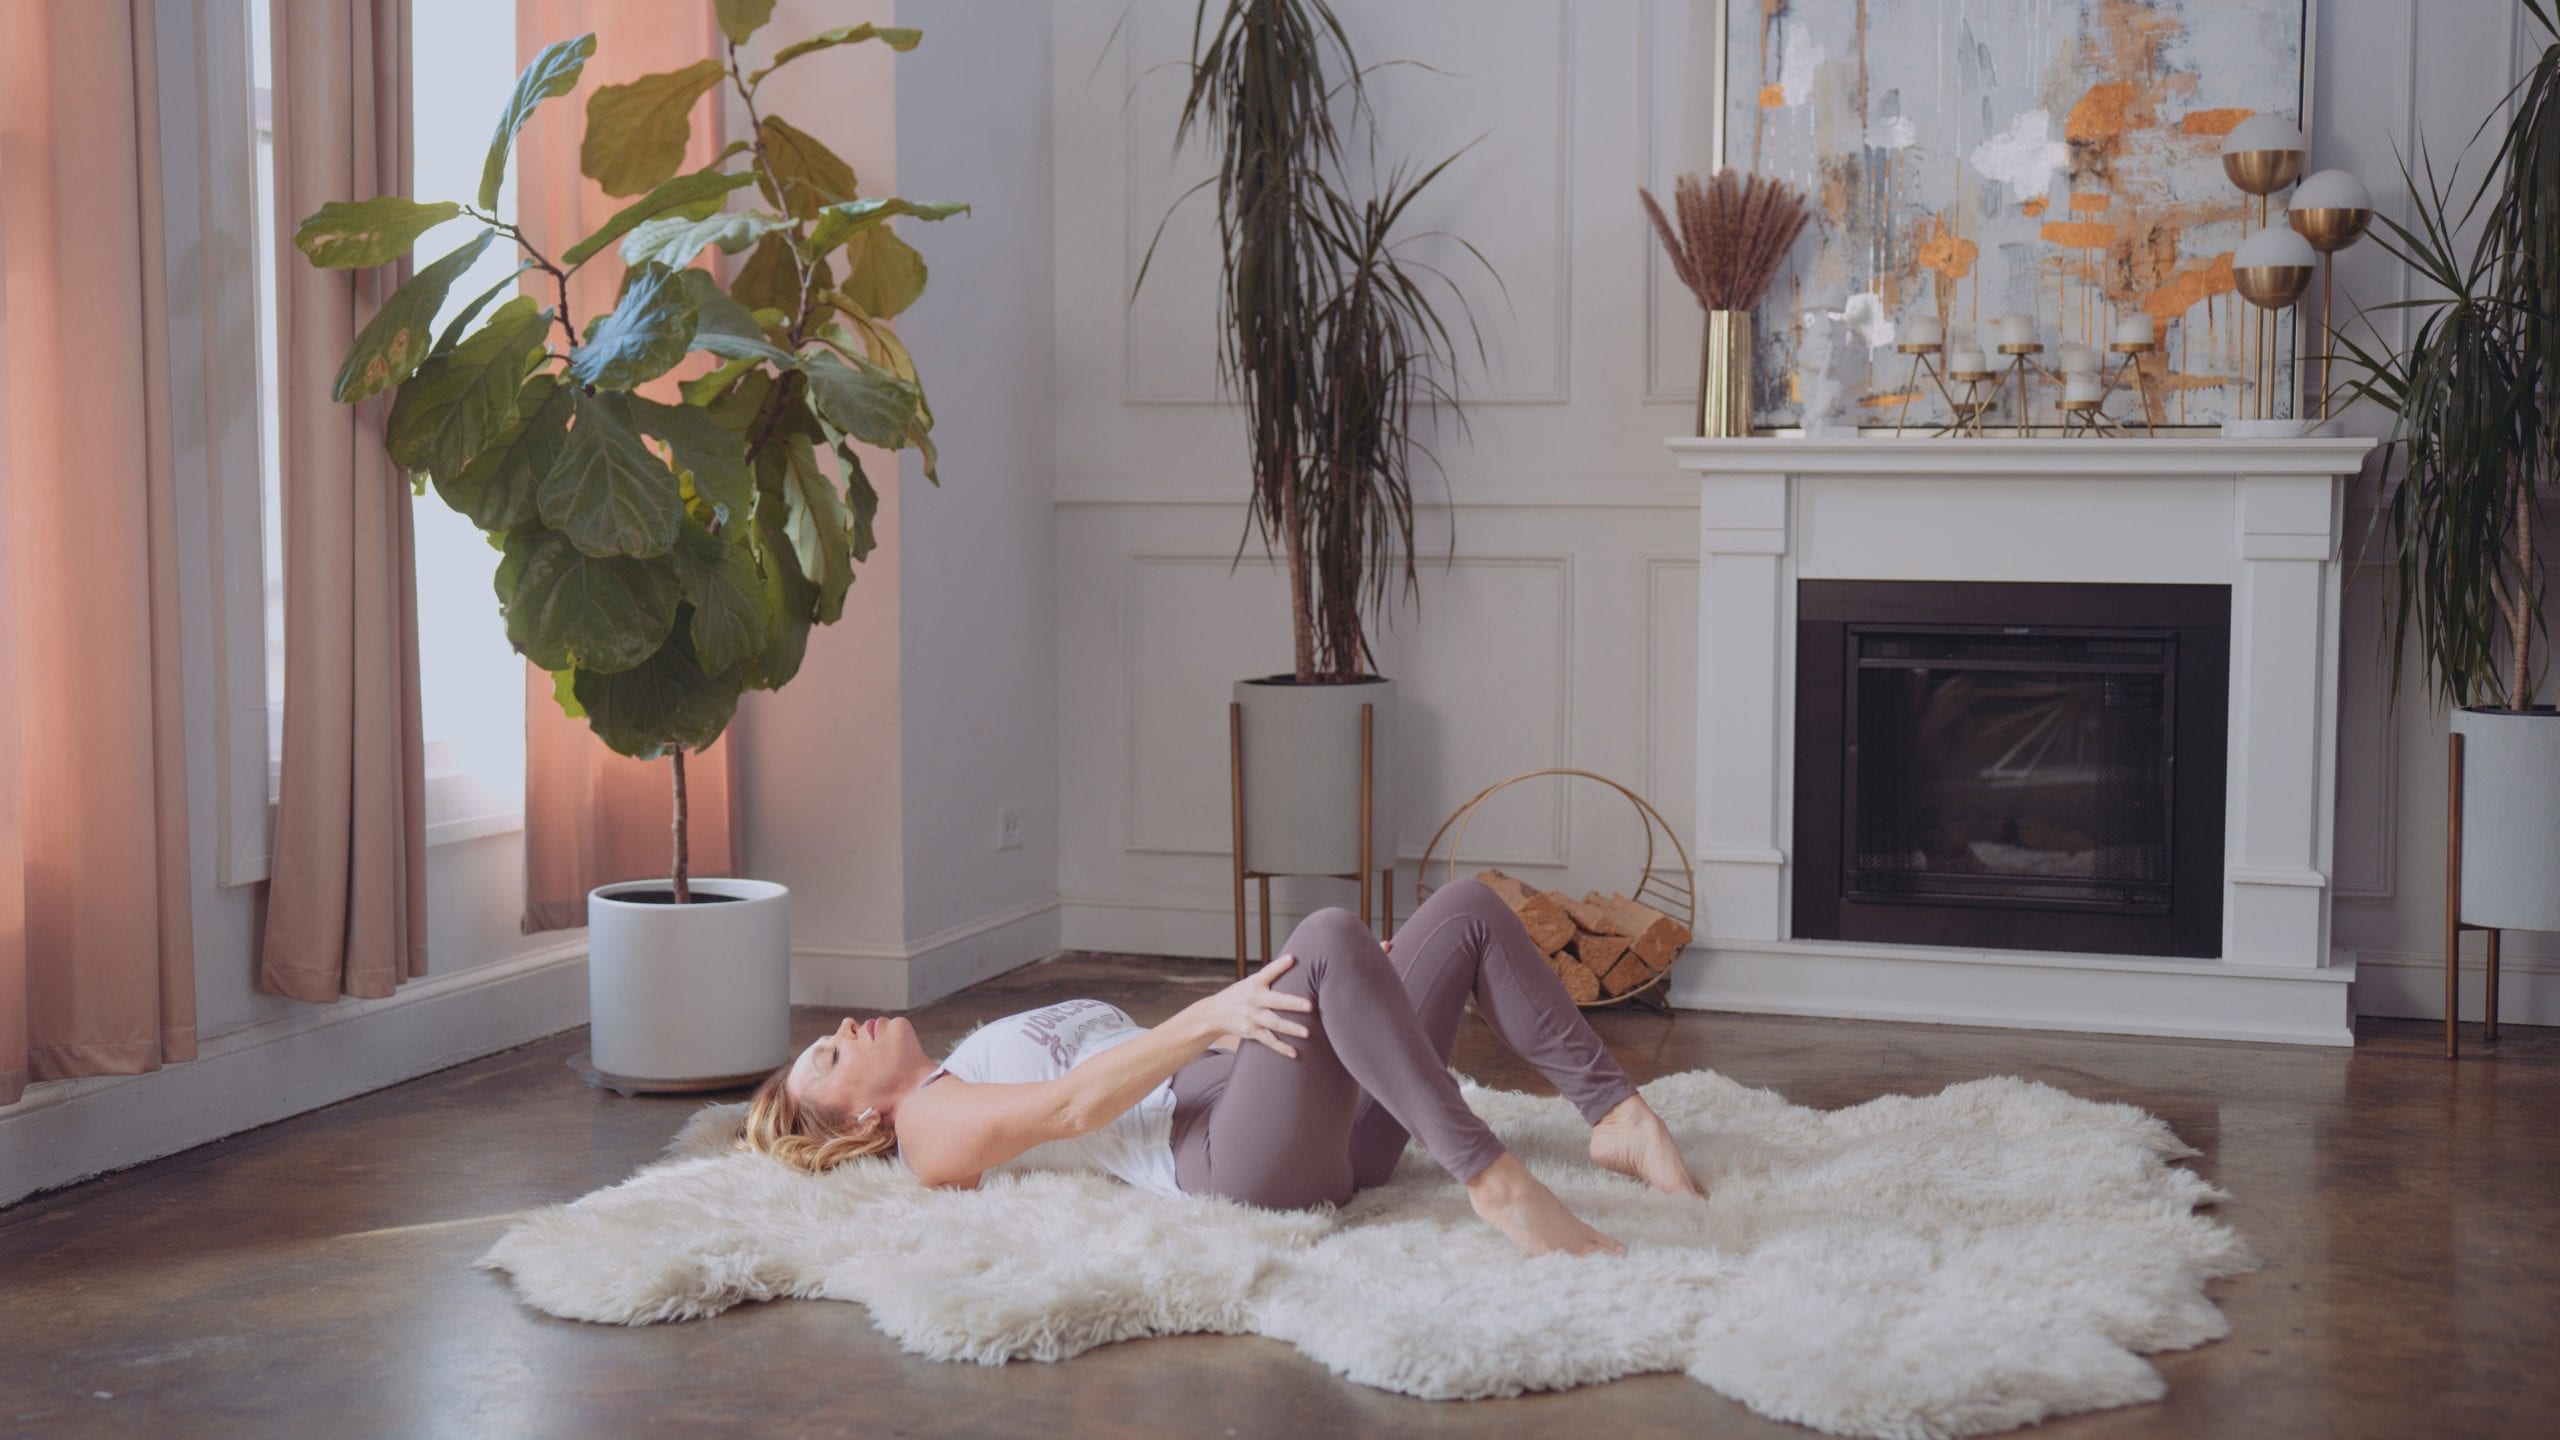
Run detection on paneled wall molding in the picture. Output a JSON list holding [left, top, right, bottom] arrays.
[[1119, 551, 1578, 868], [1115, 0, 1578, 406], [1056, 471, 1702, 509]]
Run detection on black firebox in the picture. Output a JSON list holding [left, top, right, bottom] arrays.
[[1792, 581, 2229, 959]]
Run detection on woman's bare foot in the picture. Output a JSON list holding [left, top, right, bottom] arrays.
[[1588, 1094, 1704, 1198], [1465, 1152, 1625, 1258]]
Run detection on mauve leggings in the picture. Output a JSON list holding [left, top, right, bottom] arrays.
[[1167, 877, 1639, 1211]]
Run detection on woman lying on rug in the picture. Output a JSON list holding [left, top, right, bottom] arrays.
[[738, 878, 1702, 1258]]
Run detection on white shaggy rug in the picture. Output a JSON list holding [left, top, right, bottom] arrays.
[[477, 1071, 2255, 1439]]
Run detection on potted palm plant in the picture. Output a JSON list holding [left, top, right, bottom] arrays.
[[293, 15, 964, 1089], [2336, 2, 2559, 933], [1145, 0, 1488, 908]]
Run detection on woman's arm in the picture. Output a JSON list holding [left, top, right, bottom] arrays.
[[896, 957, 1312, 1188]]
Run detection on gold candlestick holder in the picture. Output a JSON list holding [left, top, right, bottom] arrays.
[[1998, 343, 2046, 436], [2109, 339, 2162, 430], [1936, 362, 2001, 438], [1893, 341, 1945, 435]]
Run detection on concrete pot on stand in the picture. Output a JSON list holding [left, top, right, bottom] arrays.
[[1230, 675, 1398, 977], [2442, 707, 2560, 1057]]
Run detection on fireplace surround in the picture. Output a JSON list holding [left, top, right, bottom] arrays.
[[1665, 436, 2376, 1045]]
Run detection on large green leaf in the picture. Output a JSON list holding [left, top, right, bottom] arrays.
[[747, 23, 923, 86], [836, 223, 928, 318], [753, 116, 858, 218], [437, 373, 572, 530], [800, 348, 918, 447], [807, 196, 969, 255], [433, 261, 539, 355], [835, 441, 880, 562], [294, 197, 463, 269], [572, 610, 744, 757], [730, 232, 824, 315], [714, 0, 775, 46], [631, 395, 753, 526], [743, 461, 820, 691], [540, 391, 685, 558], [480, 34, 595, 210], [619, 209, 791, 271], [502, 528, 680, 674], [677, 268, 796, 368], [385, 295, 550, 477], [333, 229, 496, 403], [567, 262, 698, 390], [670, 525, 774, 675], [561, 167, 756, 267], [581, 59, 726, 198], [779, 438, 854, 622]]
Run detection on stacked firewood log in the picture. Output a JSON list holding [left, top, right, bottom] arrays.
[[1474, 869, 1690, 1005]]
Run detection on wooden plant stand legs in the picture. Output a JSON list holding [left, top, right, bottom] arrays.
[[1229, 701, 1393, 980], [2443, 731, 2505, 1059]]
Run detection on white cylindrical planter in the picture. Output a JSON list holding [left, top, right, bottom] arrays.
[[2452, 707, 2560, 932], [1234, 675, 1397, 877], [586, 878, 792, 1091]]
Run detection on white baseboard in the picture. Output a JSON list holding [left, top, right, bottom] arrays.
[[791, 895, 1062, 1011], [1061, 887, 1400, 962], [2349, 946, 2560, 1027], [0, 940, 589, 1210], [1665, 939, 2356, 1046]]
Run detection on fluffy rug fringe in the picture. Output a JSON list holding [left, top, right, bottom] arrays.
[[477, 1071, 2255, 1439]]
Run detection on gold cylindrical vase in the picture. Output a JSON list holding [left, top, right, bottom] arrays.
[[1698, 309, 1754, 437]]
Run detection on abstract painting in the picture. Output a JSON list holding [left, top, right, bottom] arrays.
[[1723, 0, 2312, 430]]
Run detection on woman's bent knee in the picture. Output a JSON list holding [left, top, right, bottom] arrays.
[[1282, 907, 1382, 967]]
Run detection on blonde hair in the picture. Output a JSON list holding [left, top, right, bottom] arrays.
[[734, 1064, 899, 1174]]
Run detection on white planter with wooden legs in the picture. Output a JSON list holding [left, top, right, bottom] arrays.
[[1230, 675, 1399, 974], [583, 878, 792, 1093], [2442, 707, 2560, 1057]]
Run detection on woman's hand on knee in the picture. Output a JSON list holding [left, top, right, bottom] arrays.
[[1189, 954, 1315, 1058]]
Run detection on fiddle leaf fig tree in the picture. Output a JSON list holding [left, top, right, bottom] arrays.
[[295, 19, 965, 902]]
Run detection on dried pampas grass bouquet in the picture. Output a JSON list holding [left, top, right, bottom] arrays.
[[1639, 169, 1812, 435]]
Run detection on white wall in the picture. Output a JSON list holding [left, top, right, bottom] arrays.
[[892, 0, 1064, 983], [1049, 0, 2560, 1028], [730, 0, 1062, 1013]]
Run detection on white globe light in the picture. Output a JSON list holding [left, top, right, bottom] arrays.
[[2292, 168, 2372, 210], [2234, 224, 2318, 268], [2220, 114, 2307, 155]]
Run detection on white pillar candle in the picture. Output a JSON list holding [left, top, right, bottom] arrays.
[[2113, 312, 2155, 345], [1946, 346, 1987, 375], [2064, 373, 2103, 403], [1903, 314, 1945, 346], [1994, 314, 2036, 347], [2058, 343, 2098, 374]]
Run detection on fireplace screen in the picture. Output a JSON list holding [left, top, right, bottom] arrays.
[[1849, 630, 2173, 912], [1794, 581, 2228, 959]]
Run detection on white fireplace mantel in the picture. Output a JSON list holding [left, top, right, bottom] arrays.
[[1666, 435, 2378, 1046]]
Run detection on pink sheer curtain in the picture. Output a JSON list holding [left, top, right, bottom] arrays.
[[257, 0, 429, 1002], [515, 0, 737, 933], [0, 0, 198, 1104]]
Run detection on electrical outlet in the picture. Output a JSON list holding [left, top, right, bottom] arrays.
[[996, 803, 1027, 851]]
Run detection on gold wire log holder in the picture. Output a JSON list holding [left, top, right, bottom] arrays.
[[1413, 768, 1696, 1013], [1229, 701, 1395, 980]]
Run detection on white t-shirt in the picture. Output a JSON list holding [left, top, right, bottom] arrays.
[[899, 999, 1183, 1199]]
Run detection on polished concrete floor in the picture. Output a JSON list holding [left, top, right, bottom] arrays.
[[3, 951, 2555, 1440]]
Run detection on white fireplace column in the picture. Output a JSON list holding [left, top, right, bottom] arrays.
[[1669, 437, 2377, 1046]]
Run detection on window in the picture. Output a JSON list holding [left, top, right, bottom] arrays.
[[222, 0, 530, 882]]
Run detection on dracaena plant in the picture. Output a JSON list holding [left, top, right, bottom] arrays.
[[2335, 1, 2558, 713], [293, 9, 965, 901]]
